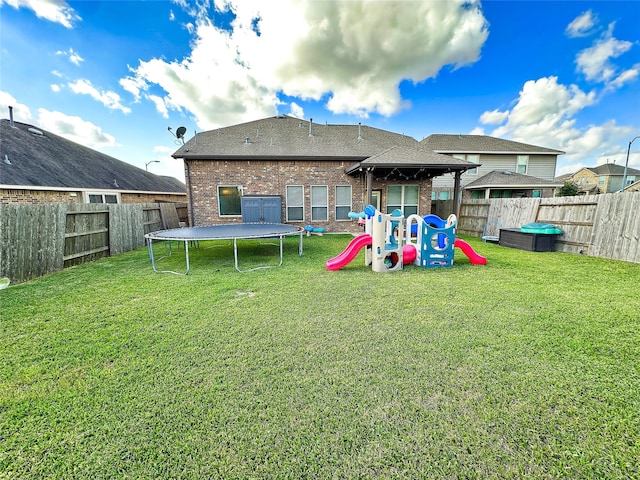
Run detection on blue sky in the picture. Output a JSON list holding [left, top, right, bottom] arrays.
[[1, 0, 639, 183]]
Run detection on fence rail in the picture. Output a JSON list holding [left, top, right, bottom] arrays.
[[1, 202, 187, 284], [455, 191, 640, 263]]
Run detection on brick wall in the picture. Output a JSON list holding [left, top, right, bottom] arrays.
[[1, 188, 186, 205], [187, 159, 433, 233], [120, 193, 187, 203], [0, 189, 82, 204]]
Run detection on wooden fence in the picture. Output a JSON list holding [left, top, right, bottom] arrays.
[[2, 194, 639, 285], [454, 191, 640, 263], [0, 202, 187, 284]]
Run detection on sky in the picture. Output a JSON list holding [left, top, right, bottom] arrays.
[[1, 0, 639, 183]]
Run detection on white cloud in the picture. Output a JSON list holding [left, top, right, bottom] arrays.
[[55, 48, 84, 66], [566, 10, 597, 38], [50, 84, 61, 92], [575, 25, 633, 84], [147, 94, 169, 118], [0, 0, 80, 28], [479, 109, 508, 125], [125, 0, 489, 128], [36, 109, 119, 149], [606, 66, 640, 91], [68, 79, 132, 114], [480, 76, 635, 169], [288, 102, 304, 119]]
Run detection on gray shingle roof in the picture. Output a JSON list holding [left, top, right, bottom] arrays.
[[588, 163, 640, 176], [464, 170, 563, 189], [174, 115, 477, 179], [1, 119, 185, 193], [421, 134, 565, 155], [174, 115, 419, 159]]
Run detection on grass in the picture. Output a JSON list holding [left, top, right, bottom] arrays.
[[1, 235, 639, 479]]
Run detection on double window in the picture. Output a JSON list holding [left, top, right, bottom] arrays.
[[387, 185, 419, 216], [454, 154, 479, 175], [517, 155, 528, 174], [87, 192, 119, 204]]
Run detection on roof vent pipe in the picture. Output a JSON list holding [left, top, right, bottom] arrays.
[[9, 106, 15, 127], [358, 122, 362, 140], [245, 137, 251, 144], [309, 118, 313, 137]]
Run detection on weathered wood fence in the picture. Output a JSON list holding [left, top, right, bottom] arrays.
[[454, 191, 640, 263], [0, 202, 187, 284]]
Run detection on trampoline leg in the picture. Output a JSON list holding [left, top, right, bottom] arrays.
[[233, 236, 285, 272], [147, 238, 190, 275]]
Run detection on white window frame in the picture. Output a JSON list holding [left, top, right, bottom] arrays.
[[85, 191, 120, 204], [217, 185, 242, 217], [335, 185, 352, 221], [386, 185, 419, 216], [286, 185, 305, 222], [456, 154, 479, 175], [311, 185, 328, 222], [517, 155, 529, 174]]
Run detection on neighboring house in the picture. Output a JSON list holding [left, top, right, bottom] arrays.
[[1, 118, 186, 205], [171, 115, 476, 232], [464, 170, 563, 199], [420, 134, 564, 199], [568, 163, 640, 194], [625, 179, 640, 192]]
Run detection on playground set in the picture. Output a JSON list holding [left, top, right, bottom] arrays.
[[325, 205, 487, 271]]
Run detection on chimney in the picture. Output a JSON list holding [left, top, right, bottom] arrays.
[[9, 106, 15, 127]]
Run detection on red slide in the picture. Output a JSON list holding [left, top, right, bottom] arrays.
[[454, 238, 487, 265], [326, 234, 372, 270]]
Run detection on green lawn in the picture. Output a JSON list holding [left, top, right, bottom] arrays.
[[1, 235, 639, 479]]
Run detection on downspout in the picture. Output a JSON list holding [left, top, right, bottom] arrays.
[[185, 160, 195, 226]]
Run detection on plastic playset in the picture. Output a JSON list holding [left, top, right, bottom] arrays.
[[326, 205, 486, 271]]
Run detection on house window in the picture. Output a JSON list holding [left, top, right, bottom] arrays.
[[532, 190, 542, 198], [455, 154, 479, 175], [626, 175, 636, 186], [438, 191, 449, 200], [311, 185, 328, 221], [87, 192, 119, 204], [598, 176, 606, 185], [387, 185, 419, 216], [517, 155, 528, 174], [218, 186, 242, 216], [286, 185, 304, 221], [335, 185, 352, 221]]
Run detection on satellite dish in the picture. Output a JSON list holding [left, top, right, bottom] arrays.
[[176, 126, 187, 139]]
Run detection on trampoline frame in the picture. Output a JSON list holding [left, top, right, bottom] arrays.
[[145, 223, 304, 275]]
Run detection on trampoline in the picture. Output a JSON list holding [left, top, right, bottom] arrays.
[[145, 223, 304, 275]]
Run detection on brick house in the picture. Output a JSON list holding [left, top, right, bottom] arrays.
[[1, 118, 186, 205], [172, 115, 477, 233], [421, 134, 564, 200]]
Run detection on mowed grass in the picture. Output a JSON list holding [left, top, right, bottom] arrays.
[[1, 235, 639, 479]]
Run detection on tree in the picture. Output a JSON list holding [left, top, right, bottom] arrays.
[[557, 180, 580, 196]]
